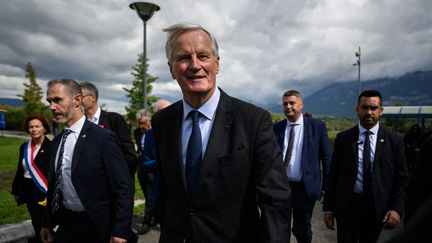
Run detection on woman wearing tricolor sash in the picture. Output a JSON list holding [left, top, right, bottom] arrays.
[[12, 115, 52, 243]]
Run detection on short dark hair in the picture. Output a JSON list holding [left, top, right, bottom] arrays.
[[358, 90, 382, 106], [48, 78, 82, 97], [24, 115, 50, 134], [80, 81, 99, 100]]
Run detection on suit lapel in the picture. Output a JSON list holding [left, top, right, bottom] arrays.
[[50, 135, 62, 178], [351, 126, 360, 167], [301, 117, 311, 166], [167, 102, 189, 196], [98, 110, 109, 129], [71, 120, 91, 173], [199, 91, 232, 188], [34, 137, 48, 168], [276, 120, 287, 149], [373, 127, 386, 170]]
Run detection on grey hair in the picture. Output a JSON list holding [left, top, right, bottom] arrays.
[[153, 99, 171, 113], [80, 81, 99, 100], [136, 109, 150, 120], [163, 23, 219, 63], [48, 78, 82, 97]]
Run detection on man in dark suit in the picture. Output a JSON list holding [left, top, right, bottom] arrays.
[[40, 78, 134, 243], [151, 23, 291, 243], [274, 90, 331, 243], [80, 81, 138, 177], [323, 90, 408, 243]]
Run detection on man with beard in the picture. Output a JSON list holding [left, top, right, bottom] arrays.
[[40, 78, 133, 243], [323, 90, 408, 243]]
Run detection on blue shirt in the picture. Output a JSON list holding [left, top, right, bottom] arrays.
[[181, 88, 220, 167]]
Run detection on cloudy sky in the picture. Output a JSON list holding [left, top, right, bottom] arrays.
[[1, 0, 431, 114]]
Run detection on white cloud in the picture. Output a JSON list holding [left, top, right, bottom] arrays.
[[0, 0, 431, 114]]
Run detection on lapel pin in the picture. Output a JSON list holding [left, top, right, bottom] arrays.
[[40, 150, 44, 153], [357, 140, 362, 144], [82, 134, 87, 138], [225, 124, 230, 129], [380, 139, 384, 143], [99, 124, 105, 128]]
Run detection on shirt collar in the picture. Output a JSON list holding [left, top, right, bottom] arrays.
[[92, 106, 101, 123], [183, 88, 220, 121], [287, 114, 304, 126], [359, 122, 379, 135], [68, 115, 86, 134]]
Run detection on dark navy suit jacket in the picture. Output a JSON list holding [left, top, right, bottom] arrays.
[[45, 120, 134, 239], [323, 126, 409, 218], [273, 116, 332, 201], [99, 110, 137, 177], [152, 89, 292, 243]]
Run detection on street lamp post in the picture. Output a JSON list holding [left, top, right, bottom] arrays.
[[130, 2, 160, 110], [353, 46, 361, 96]]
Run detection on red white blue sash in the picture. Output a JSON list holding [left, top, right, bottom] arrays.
[[23, 140, 48, 194]]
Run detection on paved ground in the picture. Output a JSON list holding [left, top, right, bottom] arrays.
[[136, 201, 402, 242], [0, 192, 402, 242]]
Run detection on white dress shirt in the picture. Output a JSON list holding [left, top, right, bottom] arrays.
[[89, 106, 101, 124], [181, 88, 220, 167], [353, 123, 379, 193], [54, 115, 86, 211], [283, 114, 304, 182]]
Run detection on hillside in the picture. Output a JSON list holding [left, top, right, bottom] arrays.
[[0, 98, 24, 107], [267, 70, 432, 117]]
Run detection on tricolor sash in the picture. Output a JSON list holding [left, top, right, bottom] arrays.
[[23, 140, 48, 194]]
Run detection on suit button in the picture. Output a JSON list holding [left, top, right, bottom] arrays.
[[190, 209, 195, 216]]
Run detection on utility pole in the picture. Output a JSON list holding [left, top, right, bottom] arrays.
[[353, 46, 361, 96]]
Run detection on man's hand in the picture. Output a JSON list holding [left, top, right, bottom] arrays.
[[382, 210, 401, 229], [40, 227, 53, 243], [110, 236, 127, 243], [324, 212, 335, 230]]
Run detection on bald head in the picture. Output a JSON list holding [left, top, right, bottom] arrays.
[[153, 99, 171, 112]]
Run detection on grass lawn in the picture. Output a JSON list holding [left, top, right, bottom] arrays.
[[0, 136, 29, 225], [0, 136, 144, 226]]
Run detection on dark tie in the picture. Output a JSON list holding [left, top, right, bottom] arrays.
[[284, 124, 296, 167], [51, 129, 72, 214], [363, 130, 372, 193], [186, 110, 202, 193]]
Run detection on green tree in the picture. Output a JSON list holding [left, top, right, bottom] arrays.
[[124, 54, 159, 125], [4, 106, 25, 131], [17, 62, 48, 117]]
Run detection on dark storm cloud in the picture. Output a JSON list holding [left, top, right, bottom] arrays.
[[0, 0, 431, 113]]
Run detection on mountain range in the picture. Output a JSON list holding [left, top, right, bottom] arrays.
[[0, 98, 24, 107], [2, 70, 431, 117], [266, 70, 432, 117]]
